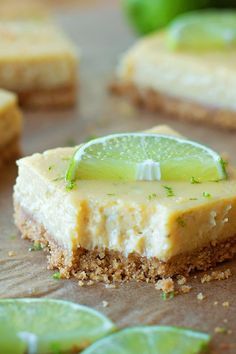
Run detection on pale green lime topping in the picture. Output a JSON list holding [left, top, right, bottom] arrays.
[[65, 133, 227, 185], [167, 10, 236, 51]]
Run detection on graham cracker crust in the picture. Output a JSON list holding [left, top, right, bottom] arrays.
[[17, 84, 77, 109], [0, 136, 21, 166], [111, 82, 236, 131], [14, 202, 236, 283]]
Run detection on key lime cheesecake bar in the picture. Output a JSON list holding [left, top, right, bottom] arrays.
[[0, 89, 22, 165], [14, 126, 236, 282], [116, 11, 236, 130], [0, 20, 77, 108]]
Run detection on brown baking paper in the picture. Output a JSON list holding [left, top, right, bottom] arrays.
[[0, 1, 236, 353]]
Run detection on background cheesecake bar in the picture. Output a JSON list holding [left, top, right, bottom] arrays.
[[13, 127, 236, 282], [0, 89, 22, 165], [115, 32, 236, 130], [0, 21, 78, 109]]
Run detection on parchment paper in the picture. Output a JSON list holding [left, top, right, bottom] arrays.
[[0, 2, 235, 353]]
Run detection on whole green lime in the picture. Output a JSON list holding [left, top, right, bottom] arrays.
[[122, 0, 214, 34]]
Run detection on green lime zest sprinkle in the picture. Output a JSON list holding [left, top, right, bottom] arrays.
[[66, 180, 76, 191], [189, 198, 198, 201], [52, 272, 61, 280], [29, 241, 43, 252], [163, 186, 175, 197], [52, 176, 64, 182], [107, 193, 116, 196], [48, 165, 54, 171], [203, 192, 211, 198], [215, 327, 228, 334], [148, 193, 158, 201], [162, 291, 175, 300], [190, 176, 201, 184], [176, 216, 186, 227]]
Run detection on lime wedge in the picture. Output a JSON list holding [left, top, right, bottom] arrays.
[[167, 10, 236, 51], [0, 298, 115, 354], [65, 133, 226, 183], [82, 326, 211, 354], [0, 323, 26, 354]]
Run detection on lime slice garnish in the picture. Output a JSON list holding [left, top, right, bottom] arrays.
[[82, 326, 211, 354], [65, 133, 226, 183], [0, 298, 115, 354], [0, 323, 26, 354], [167, 10, 236, 51]]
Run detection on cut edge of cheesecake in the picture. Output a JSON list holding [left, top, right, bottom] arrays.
[[14, 202, 236, 282], [13, 125, 236, 283], [0, 89, 22, 165], [0, 21, 78, 109]]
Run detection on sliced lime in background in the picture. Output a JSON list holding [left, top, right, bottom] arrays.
[[167, 10, 236, 51], [122, 0, 212, 35], [82, 326, 211, 354], [66, 133, 226, 183], [0, 299, 115, 354]]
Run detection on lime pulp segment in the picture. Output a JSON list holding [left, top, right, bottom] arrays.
[[65, 133, 226, 183], [0, 298, 115, 354], [82, 326, 211, 354], [167, 10, 236, 51]]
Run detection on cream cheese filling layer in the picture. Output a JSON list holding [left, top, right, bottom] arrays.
[[118, 33, 236, 111]]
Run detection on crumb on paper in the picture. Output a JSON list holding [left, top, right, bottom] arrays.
[[78, 281, 84, 287], [155, 277, 175, 293], [222, 301, 229, 308], [102, 300, 109, 308], [8, 250, 16, 257], [223, 319, 228, 323], [214, 327, 229, 334], [180, 285, 192, 294], [201, 269, 232, 283], [105, 284, 117, 289], [76, 271, 88, 281], [156, 278, 175, 300], [87, 280, 94, 286], [177, 275, 187, 286], [214, 301, 218, 306], [197, 292, 205, 301]]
